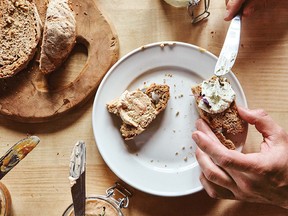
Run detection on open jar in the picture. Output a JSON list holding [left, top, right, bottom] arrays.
[[63, 182, 132, 216], [163, 0, 210, 23], [0, 182, 11, 216]]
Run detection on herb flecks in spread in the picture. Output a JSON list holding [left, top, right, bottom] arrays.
[[198, 76, 235, 114]]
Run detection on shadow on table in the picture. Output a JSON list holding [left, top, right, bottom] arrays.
[[129, 188, 288, 216]]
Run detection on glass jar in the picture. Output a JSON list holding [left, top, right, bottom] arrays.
[[163, 0, 191, 7], [0, 182, 11, 216], [63, 183, 132, 216], [163, 0, 210, 23]]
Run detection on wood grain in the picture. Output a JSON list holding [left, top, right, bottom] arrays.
[[0, 0, 119, 123], [0, 0, 287, 216]]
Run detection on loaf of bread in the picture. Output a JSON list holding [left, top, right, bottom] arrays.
[[107, 83, 170, 140], [192, 76, 245, 149], [0, 0, 42, 78], [39, 0, 76, 74]]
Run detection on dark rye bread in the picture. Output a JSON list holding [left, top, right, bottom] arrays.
[[0, 0, 42, 78], [192, 78, 245, 149], [108, 83, 170, 140]]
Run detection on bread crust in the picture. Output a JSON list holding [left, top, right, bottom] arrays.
[[39, 0, 76, 74], [192, 77, 245, 149], [0, 0, 42, 78], [108, 83, 170, 140]]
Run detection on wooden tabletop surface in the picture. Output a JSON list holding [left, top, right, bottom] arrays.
[[1, 0, 288, 215]]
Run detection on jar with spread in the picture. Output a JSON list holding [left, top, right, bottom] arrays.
[[0, 182, 11, 216], [63, 182, 132, 216]]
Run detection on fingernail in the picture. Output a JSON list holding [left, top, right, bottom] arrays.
[[224, 10, 230, 20], [192, 133, 199, 143]]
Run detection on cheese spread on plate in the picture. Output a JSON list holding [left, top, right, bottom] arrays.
[[198, 76, 235, 114], [107, 90, 157, 129]]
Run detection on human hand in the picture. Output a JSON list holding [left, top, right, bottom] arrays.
[[192, 106, 288, 209], [224, 0, 277, 21]]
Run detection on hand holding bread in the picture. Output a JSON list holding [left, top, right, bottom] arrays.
[[193, 107, 288, 209]]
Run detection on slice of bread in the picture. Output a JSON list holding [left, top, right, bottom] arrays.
[[107, 83, 170, 140], [39, 0, 76, 74], [192, 76, 245, 149], [0, 0, 42, 78]]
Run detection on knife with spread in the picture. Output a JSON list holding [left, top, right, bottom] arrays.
[[69, 141, 86, 216], [0, 136, 40, 180], [214, 14, 242, 76]]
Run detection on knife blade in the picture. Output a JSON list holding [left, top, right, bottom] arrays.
[[69, 141, 86, 216], [0, 136, 40, 180], [214, 14, 241, 76]]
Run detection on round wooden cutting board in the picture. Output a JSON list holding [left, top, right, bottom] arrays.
[[0, 0, 119, 123]]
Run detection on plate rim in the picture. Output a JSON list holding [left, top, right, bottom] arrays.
[[92, 41, 247, 196]]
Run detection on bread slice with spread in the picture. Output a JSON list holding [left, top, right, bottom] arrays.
[[0, 0, 42, 78], [192, 76, 245, 149], [107, 83, 170, 140]]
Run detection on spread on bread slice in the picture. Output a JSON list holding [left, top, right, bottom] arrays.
[[0, 0, 42, 78], [192, 76, 245, 149], [107, 83, 170, 140], [39, 0, 76, 74]]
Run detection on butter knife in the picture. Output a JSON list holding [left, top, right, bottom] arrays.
[[214, 14, 241, 76], [69, 141, 86, 216], [0, 136, 40, 180]]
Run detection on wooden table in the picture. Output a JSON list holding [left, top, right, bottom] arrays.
[[1, 0, 288, 215]]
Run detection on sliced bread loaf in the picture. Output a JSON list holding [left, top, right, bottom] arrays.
[[107, 83, 170, 140], [192, 76, 245, 149], [39, 0, 76, 74], [0, 0, 42, 78]]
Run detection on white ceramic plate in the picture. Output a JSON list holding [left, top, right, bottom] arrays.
[[92, 41, 247, 196]]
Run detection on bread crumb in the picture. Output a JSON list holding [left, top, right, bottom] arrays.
[[160, 43, 165, 48], [184, 157, 188, 162], [176, 111, 179, 116]]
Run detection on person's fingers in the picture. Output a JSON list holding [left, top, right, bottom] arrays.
[[224, 0, 246, 21], [193, 130, 259, 172], [199, 173, 235, 199], [237, 106, 284, 138], [195, 119, 219, 143], [241, 0, 269, 17], [196, 147, 236, 190]]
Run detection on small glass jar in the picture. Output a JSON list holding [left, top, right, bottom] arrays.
[[163, 0, 210, 23], [63, 183, 132, 216], [0, 182, 11, 216]]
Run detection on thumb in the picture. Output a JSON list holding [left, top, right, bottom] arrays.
[[224, 0, 245, 21]]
